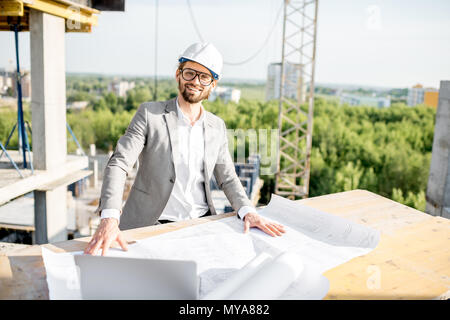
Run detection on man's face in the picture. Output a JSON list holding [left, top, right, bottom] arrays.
[[176, 61, 216, 104]]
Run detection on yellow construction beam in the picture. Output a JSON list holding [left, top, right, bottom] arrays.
[[24, 0, 99, 26], [0, 0, 99, 32], [0, 0, 24, 16], [0, 11, 29, 31]]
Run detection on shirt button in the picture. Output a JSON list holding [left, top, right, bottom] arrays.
[[169, 177, 175, 183]]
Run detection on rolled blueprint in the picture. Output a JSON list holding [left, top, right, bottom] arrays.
[[227, 251, 304, 300], [203, 251, 304, 300], [202, 252, 273, 300]]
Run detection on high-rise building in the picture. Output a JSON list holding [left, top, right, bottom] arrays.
[[265, 62, 306, 102], [424, 89, 439, 108], [407, 83, 439, 107], [407, 84, 424, 106]]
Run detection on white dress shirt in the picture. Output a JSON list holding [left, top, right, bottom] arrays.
[[101, 99, 255, 223]]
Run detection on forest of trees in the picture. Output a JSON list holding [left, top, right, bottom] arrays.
[[204, 97, 434, 211], [0, 76, 436, 212]]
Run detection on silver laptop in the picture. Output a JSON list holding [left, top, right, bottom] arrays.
[[74, 255, 198, 300]]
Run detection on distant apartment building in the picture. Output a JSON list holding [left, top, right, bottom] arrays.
[[209, 86, 241, 103], [265, 62, 307, 102], [0, 69, 14, 95], [4, 75, 13, 89], [0, 69, 32, 99], [12, 71, 31, 99], [340, 93, 391, 108], [407, 83, 439, 108], [0, 75, 4, 94], [108, 80, 135, 98], [67, 101, 89, 110], [407, 84, 424, 106], [424, 89, 439, 108]]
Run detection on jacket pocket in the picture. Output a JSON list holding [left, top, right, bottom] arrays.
[[132, 183, 151, 196]]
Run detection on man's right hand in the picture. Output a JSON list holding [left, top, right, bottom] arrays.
[[83, 218, 128, 256]]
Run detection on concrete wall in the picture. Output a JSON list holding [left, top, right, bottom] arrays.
[[426, 80, 450, 219]]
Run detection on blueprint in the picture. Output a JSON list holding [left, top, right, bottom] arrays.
[[42, 194, 380, 300]]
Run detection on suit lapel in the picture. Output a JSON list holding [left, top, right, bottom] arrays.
[[163, 98, 179, 172]]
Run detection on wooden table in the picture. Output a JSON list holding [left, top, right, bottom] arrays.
[[1, 190, 449, 300]]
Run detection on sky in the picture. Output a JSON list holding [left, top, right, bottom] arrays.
[[0, 0, 449, 89]]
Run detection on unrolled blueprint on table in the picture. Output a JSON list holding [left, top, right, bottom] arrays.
[[42, 194, 380, 299]]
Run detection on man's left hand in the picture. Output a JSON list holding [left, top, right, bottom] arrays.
[[243, 212, 286, 237]]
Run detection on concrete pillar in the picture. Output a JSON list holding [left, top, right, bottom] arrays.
[[30, 9, 68, 243], [88, 143, 98, 188], [89, 158, 98, 189], [426, 80, 450, 219], [33, 188, 68, 244], [89, 143, 96, 156]]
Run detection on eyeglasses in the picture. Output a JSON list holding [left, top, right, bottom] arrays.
[[180, 68, 214, 86]]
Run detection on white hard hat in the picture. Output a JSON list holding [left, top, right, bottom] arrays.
[[178, 42, 223, 80]]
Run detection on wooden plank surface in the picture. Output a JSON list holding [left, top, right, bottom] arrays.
[[0, 242, 30, 255], [0, 223, 34, 232], [301, 190, 450, 299], [1, 190, 449, 300]]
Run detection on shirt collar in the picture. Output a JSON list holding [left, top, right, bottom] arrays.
[[175, 97, 205, 125]]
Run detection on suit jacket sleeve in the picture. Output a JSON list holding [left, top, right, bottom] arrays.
[[96, 103, 148, 214], [213, 120, 253, 218]]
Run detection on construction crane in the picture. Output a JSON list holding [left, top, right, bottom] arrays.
[[275, 0, 319, 200]]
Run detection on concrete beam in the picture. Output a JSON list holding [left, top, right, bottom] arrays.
[[30, 9, 68, 243], [0, 153, 89, 206], [426, 80, 450, 219]]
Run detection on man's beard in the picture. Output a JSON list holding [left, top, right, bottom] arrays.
[[178, 79, 212, 103]]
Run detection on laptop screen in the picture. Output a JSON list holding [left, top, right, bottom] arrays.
[[74, 255, 198, 300]]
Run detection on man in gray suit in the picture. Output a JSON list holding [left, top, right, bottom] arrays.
[[84, 43, 285, 256]]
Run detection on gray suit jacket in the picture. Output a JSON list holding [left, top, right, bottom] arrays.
[[96, 98, 252, 230]]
